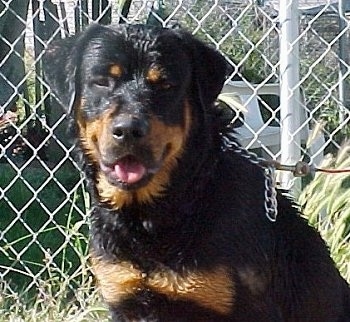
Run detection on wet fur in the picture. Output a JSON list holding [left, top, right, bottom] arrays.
[[44, 23, 350, 322]]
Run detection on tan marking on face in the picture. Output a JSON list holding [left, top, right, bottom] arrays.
[[75, 97, 192, 208], [91, 255, 234, 316], [76, 99, 115, 166], [109, 64, 123, 78], [97, 101, 192, 208], [146, 66, 164, 83]]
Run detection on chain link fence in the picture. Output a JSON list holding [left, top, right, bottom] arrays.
[[0, 0, 349, 319]]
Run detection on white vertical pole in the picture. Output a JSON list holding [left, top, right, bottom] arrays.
[[279, 0, 301, 191], [338, 0, 347, 123]]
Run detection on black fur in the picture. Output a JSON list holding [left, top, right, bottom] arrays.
[[44, 23, 350, 322]]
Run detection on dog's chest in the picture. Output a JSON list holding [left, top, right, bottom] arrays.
[[91, 256, 234, 316]]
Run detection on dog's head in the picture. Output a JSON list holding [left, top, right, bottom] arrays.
[[44, 24, 228, 207]]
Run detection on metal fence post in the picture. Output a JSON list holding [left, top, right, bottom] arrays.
[[279, 0, 301, 191]]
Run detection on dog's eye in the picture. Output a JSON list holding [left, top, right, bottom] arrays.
[[91, 76, 110, 88]]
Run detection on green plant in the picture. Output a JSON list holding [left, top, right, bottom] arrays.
[[179, 2, 273, 83], [0, 160, 107, 321], [301, 56, 350, 146], [299, 143, 350, 282], [0, 161, 89, 294], [0, 272, 109, 322], [319, 101, 350, 145]]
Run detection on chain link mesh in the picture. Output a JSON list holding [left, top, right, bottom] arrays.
[[0, 0, 349, 319]]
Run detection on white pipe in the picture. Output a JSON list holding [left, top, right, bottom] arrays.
[[279, 0, 301, 191], [338, 0, 347, 123]]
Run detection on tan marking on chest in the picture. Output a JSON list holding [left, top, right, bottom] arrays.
[[91, 256, 234, 315], [148, 266, 234, 315], [91, 258, 144, 300]]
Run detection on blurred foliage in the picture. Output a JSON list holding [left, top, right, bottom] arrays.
[[301, 57, 350, 145], [178, 1, 275, 83], [299, 142, 350, 283], [174, 1, 349, 144]]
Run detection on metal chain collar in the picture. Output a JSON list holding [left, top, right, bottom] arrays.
[[221, 132, 278, 222]]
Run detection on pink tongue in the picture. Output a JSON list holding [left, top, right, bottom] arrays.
[[114, 157, 146, 184]]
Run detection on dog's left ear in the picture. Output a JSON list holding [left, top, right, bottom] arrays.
[[43, 35, 79, 115], [178, 31, 231, 107], [43, 24, 105, 115]]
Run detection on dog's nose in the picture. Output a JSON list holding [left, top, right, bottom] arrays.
[[112, 115, 149, 143]]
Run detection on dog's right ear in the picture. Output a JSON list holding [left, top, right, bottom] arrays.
[[43, 35, 79, 115]]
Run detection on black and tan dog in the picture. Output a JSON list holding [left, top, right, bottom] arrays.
[[44, 24, 349, 321]]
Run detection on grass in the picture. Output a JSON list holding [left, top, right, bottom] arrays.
[[0, 280, 109, 322], [0, 158, 110, 321], [0, 160, 88, 290]]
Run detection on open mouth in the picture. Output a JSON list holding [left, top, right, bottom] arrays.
[[100, 154, 156, 189]]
